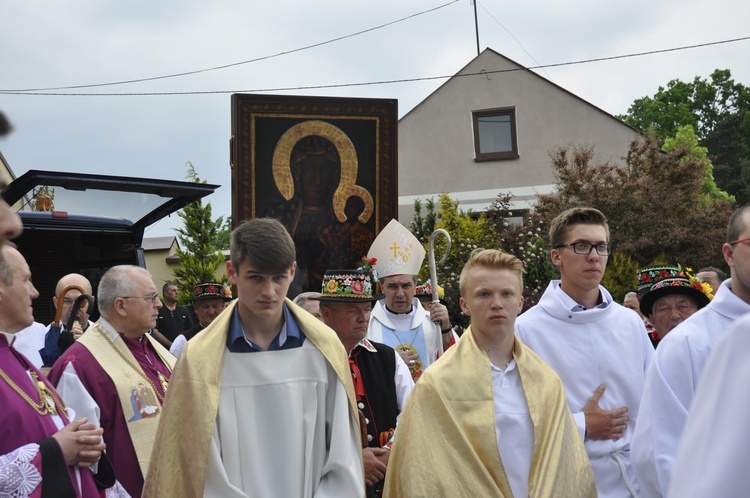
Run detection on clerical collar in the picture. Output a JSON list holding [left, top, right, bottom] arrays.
[[385, 304, 413, 315]]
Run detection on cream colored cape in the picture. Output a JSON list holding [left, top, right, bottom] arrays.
[[143, 299, 362, 497], [383, 327, 596, 497], [77, 320, 175, 477]]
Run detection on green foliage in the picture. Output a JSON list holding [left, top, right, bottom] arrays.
[[534, 138, 733, 272], [600, 251, 641, 302], [662, 125, 734, 205], [410, 198, 437, 241], [172, 163, 227, 303], [215, 217, 232, 251], [620, 69, 750, 204]]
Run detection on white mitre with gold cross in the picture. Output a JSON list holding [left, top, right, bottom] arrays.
[[367, 219, 426, 278]]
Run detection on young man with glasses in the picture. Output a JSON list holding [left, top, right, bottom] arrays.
[[49, 265, 175, 498], [516, 207, 653, 498], [631, 204, 750, 498]]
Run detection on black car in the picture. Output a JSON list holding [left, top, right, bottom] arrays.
[[2, 169, 219, 325]]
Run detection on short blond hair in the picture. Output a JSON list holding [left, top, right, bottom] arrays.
[[459, 249, 524, 296]]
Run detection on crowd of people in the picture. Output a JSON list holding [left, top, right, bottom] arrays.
[[3, 109, 750, 497]]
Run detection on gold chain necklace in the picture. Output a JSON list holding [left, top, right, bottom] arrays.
[[0, 368, 67, 416], [95, 325, 168, 403]]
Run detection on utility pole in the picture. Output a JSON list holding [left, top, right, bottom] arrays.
[[472, 0, 480, 56]]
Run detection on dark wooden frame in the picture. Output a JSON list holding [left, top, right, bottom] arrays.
[[472, 107, 519, 161], [230, 93, 398, 293]]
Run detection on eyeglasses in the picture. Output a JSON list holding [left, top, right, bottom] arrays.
[[553, 242, 612, 256], [728, 237, 750, 246], [121, 294, 160, 304]]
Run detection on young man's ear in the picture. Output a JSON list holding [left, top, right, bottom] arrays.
[[227, 261, 237, 285], [550, 249, 562, 267], [459, 297, 470, 317]]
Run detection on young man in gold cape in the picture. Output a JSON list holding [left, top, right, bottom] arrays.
[[384, 249, 595, 497]]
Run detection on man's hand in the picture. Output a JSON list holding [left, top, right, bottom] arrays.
[[362, 447, 388, 486], [71, 321, 84, 341], [396, 349, 419, 372], [51, 418, 106, 468], [583, 384, 629, 440], [428, 302, 451, 332]]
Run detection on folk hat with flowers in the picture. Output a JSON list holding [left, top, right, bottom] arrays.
[[415, 279, 445, 299], [639, 272, 712, 317], [311, 269, 383, 303], [635, 265, 682, 294], [193, 282, 233, 302]]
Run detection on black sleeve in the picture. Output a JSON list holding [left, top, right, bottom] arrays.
[[38, 437, 77, 498], [92, 454, 116, 491]]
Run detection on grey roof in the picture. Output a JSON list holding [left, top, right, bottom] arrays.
[[142, 236, 178, 251]]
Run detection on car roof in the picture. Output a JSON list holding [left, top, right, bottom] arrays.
[[4, 169, 219, 240]]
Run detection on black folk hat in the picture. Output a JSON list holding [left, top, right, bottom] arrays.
[[193, 282, 233, 302], [639, 276, 711, 317]]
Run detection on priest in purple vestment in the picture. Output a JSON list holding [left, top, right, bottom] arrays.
[[0, 241, 116, 497], [49, 265, 175, 498]]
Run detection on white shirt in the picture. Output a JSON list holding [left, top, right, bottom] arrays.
[[492, 359, 532, 498], [13, 322, 47, 370]]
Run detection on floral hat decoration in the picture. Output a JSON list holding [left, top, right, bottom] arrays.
[[415, 279, 444, 299], [635, 265, 682, 294], [639, 267, 713, 316], [312, 269, 384, 302], [193, 282, 233, 301]]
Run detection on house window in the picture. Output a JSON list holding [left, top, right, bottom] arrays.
[[472, 108, 518, 161]]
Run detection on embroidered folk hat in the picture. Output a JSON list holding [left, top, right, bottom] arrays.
[[312, 269, 383, 302], [367, 219, 426, 278], [415, 279, 444, 299], [639, 275, 711, 317], [635, 265, 682, 294], [193, 282, 233, 301]]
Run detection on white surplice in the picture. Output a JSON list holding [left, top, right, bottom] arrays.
[[667, 312, 750, 497], [631, 279, 750, 497], [203, 341, 364, 498]]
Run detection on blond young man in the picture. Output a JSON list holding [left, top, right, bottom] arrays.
[[384, 249, 594, 497]]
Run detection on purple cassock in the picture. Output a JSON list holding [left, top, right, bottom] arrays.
[[48, 333, 171, 498], [0, 335, 105, 497]]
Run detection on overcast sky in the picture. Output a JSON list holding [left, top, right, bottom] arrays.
[[1, 0, 748, 238]]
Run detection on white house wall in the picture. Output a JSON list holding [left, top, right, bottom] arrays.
[[397, 49, 642, 224]]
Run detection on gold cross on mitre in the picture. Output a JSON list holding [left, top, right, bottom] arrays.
[[367, 219, 426, 278]]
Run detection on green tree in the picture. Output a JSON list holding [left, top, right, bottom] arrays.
[[410, 198, 437, 241], [662, 125, 734, 206], [620, 69, 750, 204], [533, 138, 733, 272], [215, 216, 232, 250], [172, 163, 227, 303]]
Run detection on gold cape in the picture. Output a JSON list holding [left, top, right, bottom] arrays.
[[143, 299, 361, 497], [383, 327, 596, 498]]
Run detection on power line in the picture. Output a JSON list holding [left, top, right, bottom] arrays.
[[2, 0, 459, 93], [1, 35, 748, 97], [477, 1, 553, 81]]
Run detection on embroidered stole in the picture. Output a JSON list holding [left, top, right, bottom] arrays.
[[78, 323, 175, 476]]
